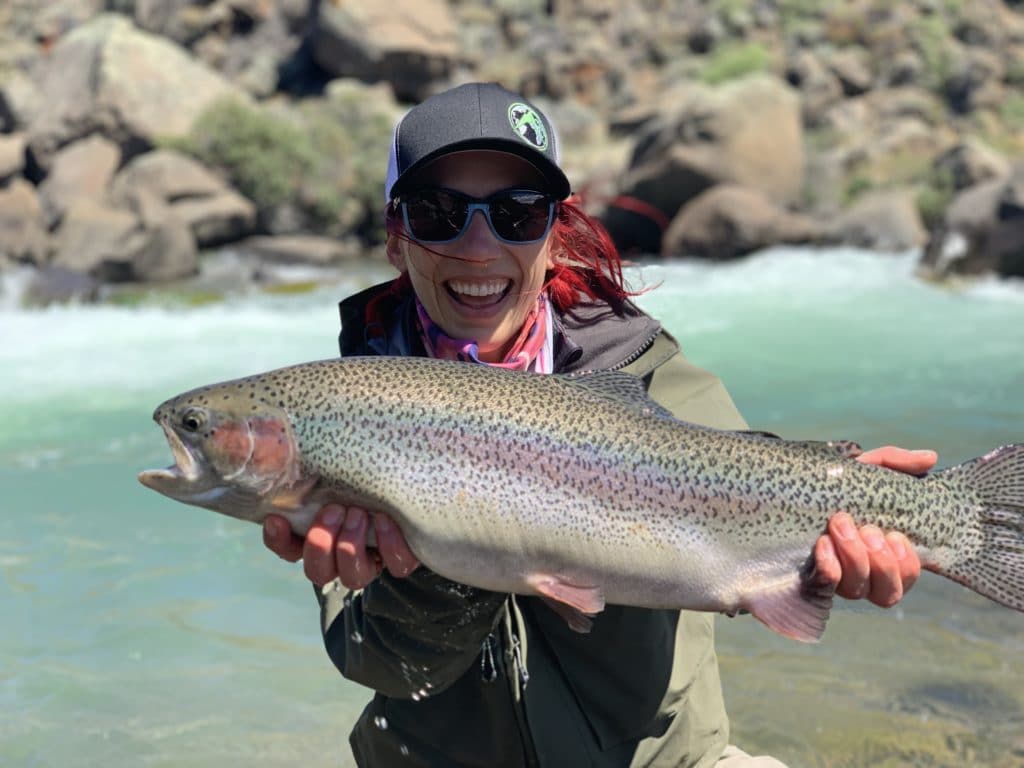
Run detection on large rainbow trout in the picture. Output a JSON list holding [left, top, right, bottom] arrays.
[[138, 356, 1024, 641]]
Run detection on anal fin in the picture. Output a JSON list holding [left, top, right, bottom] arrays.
[[742, 568, 835, 643], [527, 574, 605, 634]]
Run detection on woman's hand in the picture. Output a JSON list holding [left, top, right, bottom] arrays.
[[815, 446, 937, 607], [263, 505, 420, 589]]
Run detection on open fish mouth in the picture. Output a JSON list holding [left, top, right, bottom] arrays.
[[138, 420, 202, 491]]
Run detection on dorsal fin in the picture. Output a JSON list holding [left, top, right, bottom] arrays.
[[559, 370, 677, 420], [732, 431, 864, 460]]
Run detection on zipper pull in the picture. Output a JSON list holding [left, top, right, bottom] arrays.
[[511, 634, 529, 689], [480, 632, 499, 683]]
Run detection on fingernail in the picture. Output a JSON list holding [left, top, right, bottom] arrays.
[[375, 514, 393, 533], [322, 507, 342, 527], [834, 516, 856, 541], [862, 527, 885, 551], [911, 449, 935, 456], [343, 508, 364, 530]]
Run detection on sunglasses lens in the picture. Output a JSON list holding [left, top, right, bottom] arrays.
[[488, 191, 553, 243], [403, 190, 468, 242], [400, 189, 554, 244]]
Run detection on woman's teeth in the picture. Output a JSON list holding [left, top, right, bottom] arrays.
[[447, 279, 510, 299]]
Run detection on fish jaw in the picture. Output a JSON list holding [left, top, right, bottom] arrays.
[[138, 420, 216, 501]]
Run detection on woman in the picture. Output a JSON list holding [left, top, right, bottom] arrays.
[[264, 82, 932, 767]]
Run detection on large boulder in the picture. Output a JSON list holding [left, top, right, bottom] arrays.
[[52, 195, 198, 282], [934, 139, 1010, 192], [919, 164, 1024, 279], [662, 184, 818, 261], [826, 190, 927, 252], [0, 133, 26, 183], [26, 13, 245, 170], [110, 149, 256, 247], [0, 179, 50, 265], [310, 0, 458, 101], [37, 134, 122, 227], [604, 75, 805, 254]]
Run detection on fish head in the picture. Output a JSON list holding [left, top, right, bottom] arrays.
[[138, 384, 300, 521]]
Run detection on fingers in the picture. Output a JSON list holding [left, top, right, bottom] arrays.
[[333, 507, 382, 590], [857, 446, 938, 475], [826, 513, 921, 607], [263, 515, 304, 562], [374, 513, 420, 578], [886, 531, 921, 594], [827, 513, 871, 600], [282, 505, 418, 589]]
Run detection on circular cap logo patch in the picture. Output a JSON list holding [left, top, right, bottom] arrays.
[[507, 103, 549, 152]]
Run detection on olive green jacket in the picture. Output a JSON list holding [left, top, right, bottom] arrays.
[[319, 283, 748, 767]]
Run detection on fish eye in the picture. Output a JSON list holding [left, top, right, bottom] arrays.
[[181, 409, 206, 433]]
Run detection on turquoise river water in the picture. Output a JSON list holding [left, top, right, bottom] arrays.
[[1, 248, 1022, 767]]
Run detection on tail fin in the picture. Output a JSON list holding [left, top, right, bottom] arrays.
[[935, 444, 1024, 611]]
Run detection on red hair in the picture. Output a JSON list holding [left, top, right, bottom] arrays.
[[381, 195, 638, 315]]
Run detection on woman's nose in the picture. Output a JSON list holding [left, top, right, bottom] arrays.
[[458, 210, 502, 258]]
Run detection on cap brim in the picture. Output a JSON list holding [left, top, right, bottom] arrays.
[[388, 139, 571, 201]]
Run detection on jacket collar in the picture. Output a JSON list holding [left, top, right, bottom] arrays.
[[338, 281, 664, 372]]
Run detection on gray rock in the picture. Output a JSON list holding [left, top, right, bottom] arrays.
[[827, 190, 927, 252], [662, 184, 818, 260], [38, 134, 122, 227], [128, 189, 200, 282], [111, 149, 256, 248], [52, 198, 141, 279], [0, 132, 26, 182], [53, 194, 199, 282], [785, 49, 843, 127], [172, 192, 257, 247], [920, 166, 1024, 279], [0, 179, 50, 265], [935, 139, 1011, 192], [0, 68, 40, 132], [24, 265, 101, 305], [311, 0, 458, 101], [827, 48, 873, 96], [27, 14, 245, 170], [605, 76, 805, 253]]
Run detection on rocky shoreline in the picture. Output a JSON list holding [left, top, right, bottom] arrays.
[[1, 0, 1023, 306]]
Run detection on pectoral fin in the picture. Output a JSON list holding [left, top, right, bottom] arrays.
[[527, 574, 605, 634], [269, 476, 319, 510]]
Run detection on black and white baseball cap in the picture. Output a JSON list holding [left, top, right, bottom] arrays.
[[385, 82, 571, 201]]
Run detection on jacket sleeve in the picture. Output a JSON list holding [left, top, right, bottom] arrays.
[[317, 569, 508, 699]]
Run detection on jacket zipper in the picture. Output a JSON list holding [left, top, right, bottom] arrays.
[[608, 329, 660, 372]]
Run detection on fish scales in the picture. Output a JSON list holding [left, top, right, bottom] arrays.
[[140, 356, 1024, 641]]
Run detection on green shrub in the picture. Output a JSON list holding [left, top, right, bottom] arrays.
[[700, 42, 772, 85], [1000, 94, 1024, 131], [916, 167, 955, 229], [163, 84, 397, 242], [167, 98, 318, 212]]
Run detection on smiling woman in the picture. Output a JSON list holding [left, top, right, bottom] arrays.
[[389, 151, 558, 362], [258, 81, 930, 768]]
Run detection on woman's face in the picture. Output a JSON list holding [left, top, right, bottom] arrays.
[[390, 150, 555, 363]]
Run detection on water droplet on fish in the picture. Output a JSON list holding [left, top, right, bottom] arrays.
[[351, 630, 363, 643], [373, 715, 388, 730]]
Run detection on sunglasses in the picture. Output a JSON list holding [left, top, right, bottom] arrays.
[[395, 188, 556, 245]]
